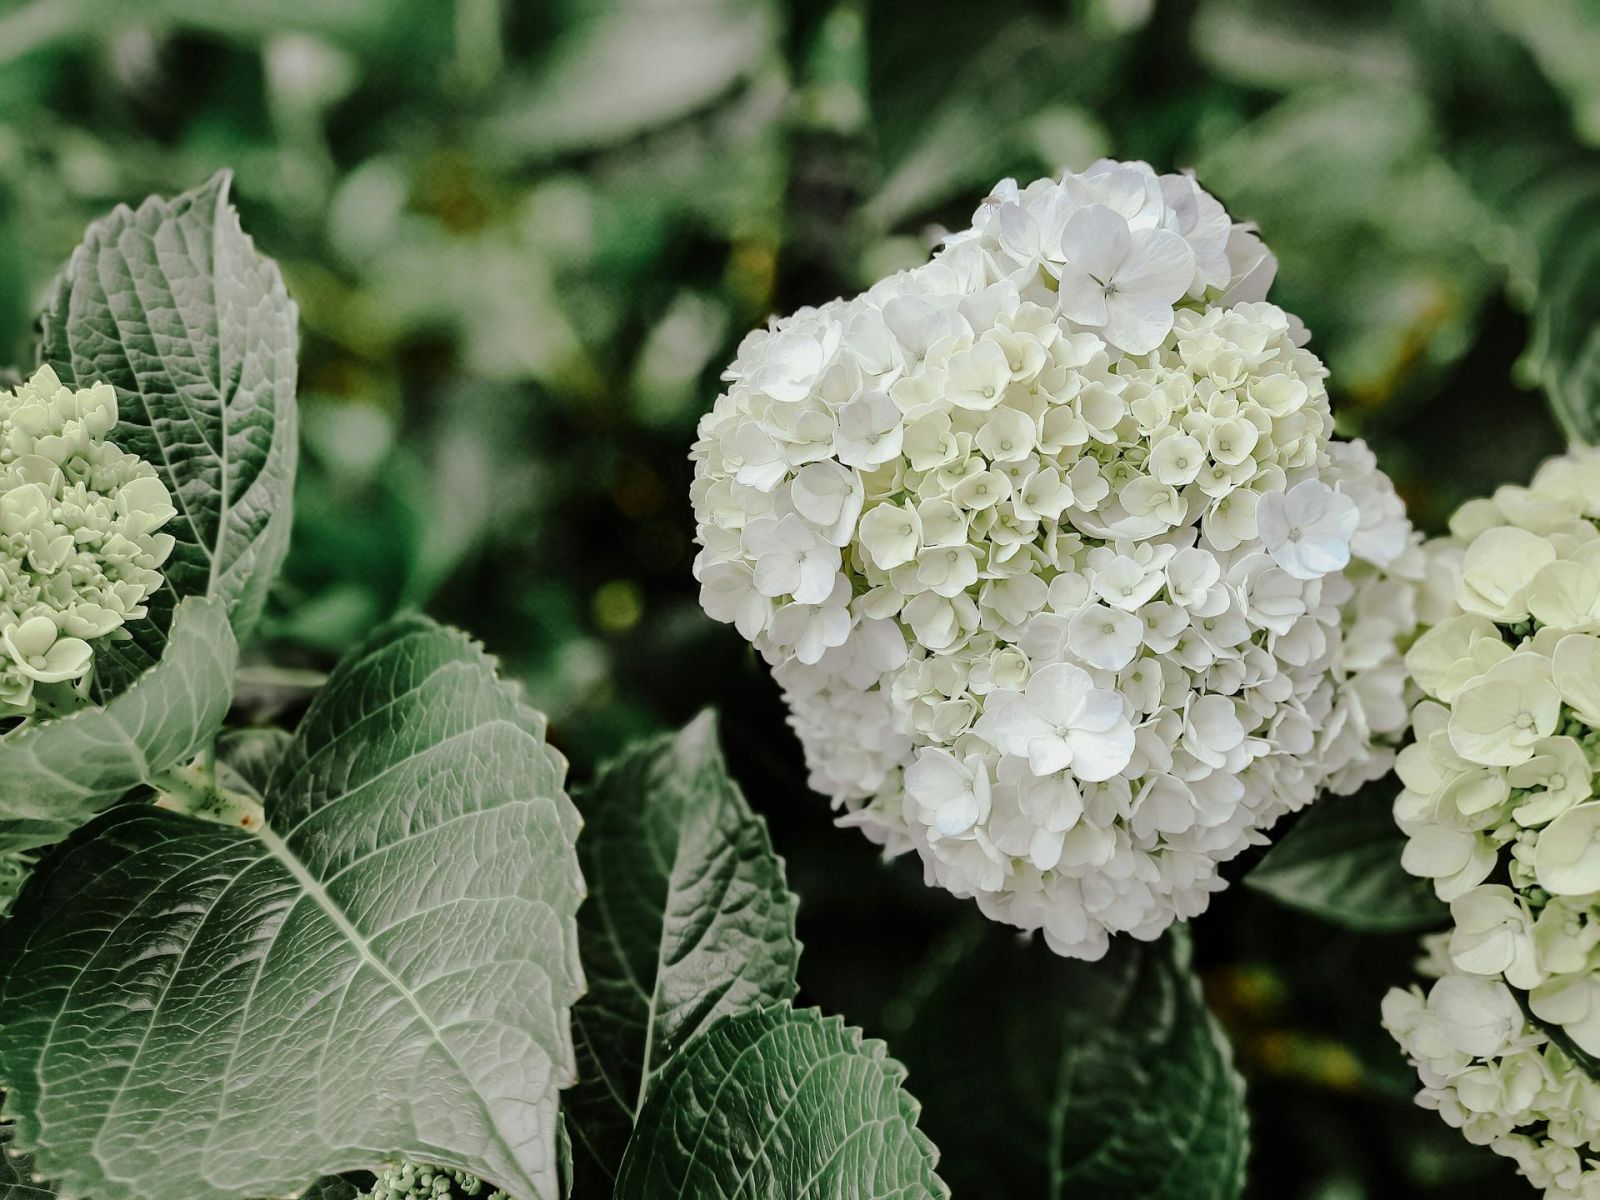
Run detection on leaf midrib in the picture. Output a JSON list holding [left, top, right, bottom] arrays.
[[633, 780, 687, 1120], [253, 824, 523, 1182]]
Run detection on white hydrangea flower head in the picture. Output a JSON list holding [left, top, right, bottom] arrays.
[[1387, 447, 1600, 1196], [690, 160, 1423, 959], [0, 365, 175, 718]]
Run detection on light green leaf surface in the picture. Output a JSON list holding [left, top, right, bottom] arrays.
[[1246, 784, 1447, 932], [614, 1006, 948, 1200], [0, 596, 236, 848], [892, 923, 1247, 1200], [0, 616, 584, 1200], [566, 712, 799, 1189], [40, 170, 298, 676]]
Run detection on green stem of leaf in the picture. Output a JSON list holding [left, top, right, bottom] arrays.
[[149, 762, 266, 833]]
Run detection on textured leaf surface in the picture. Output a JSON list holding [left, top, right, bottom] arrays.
[[892, 922, 1247, 1200], [0, 616, 584, 1200], [567, 712, 799, 1188], [0, 596, 236, 849], [614, 1006, 948, 1200], [1246, 784, 1446, 932], [40, 170, 298, 671]]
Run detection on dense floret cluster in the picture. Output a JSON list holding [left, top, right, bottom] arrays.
[[1386, 449, 1600, 1197], [0, 366, 174, 718], [691, 160, 1421, 958], [361, 1163, 507, 1200]]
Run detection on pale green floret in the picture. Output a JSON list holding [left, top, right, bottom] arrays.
[[0, 365, 175, 719], [361, 1162, 507, 1200]]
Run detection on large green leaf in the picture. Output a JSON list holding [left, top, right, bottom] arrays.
[[890, 922, 1247, 1200], [614, 1006, 948, 1200], [0, 616, 584, 1200], [1246, 783, 1447, 932], [0, 595, 237, 848], [39, 171, 298, 674], [566, 713, 799, 1190]]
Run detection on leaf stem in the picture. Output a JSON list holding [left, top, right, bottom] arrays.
[[234, 665, 330, 692], [150, 762, 266, 833]]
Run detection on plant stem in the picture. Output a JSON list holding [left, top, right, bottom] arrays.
[[149, 762, 266, 833], [234, 665, 330, 692]]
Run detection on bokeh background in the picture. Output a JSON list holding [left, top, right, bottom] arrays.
[[4, 0, 1599, 1195]]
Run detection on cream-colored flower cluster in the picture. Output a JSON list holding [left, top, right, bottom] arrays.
[[1, 366, 175, 717], [1385, 939, 1600, 1199], [1387, 448, 1600, 1195], [691, 161, 1421, 959]]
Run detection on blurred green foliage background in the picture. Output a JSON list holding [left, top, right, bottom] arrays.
[[4, 0, 1599, 1195]]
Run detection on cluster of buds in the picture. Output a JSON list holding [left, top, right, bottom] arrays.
[[1, 366, 174, 718]]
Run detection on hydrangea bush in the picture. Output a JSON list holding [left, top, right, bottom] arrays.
[[1384, 449, 1600, 1198], [691, 161, 1422, 958], [0, 366, 175, 719], [5, 164, 1592, 1200]]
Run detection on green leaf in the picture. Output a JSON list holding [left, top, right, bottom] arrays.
[[566, 712, 799, 1188], [614, 1006, 949, 1200], [39, 170, 299, 673], [1195, 86, 1495, 415], [0, 616, 584, 1200], [0, 595, 237, 852], [890, 922, 1247, 1200], [1, 1123, 54, 1200], [1246, 783, 1447, 932], [1450, 136, 1600, 443], [485, 0, 779, 162]]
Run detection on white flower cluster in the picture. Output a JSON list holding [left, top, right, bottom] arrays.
[[691, 161, 1421, 959], [1386, 449, 1600, 1197], [0, 366, 175, 718], [1385, 941, 1600, 1199]]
